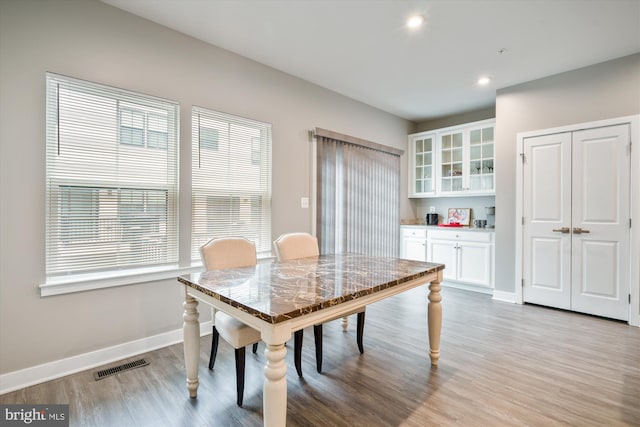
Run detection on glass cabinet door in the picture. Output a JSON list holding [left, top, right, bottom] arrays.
[[440, 131, 463, 192], [413, 135, 434, 195], [468, 125, 494, 192]]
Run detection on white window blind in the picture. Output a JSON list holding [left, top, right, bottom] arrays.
[[45, 73, 179, 279], [191, 107, 272, 260]]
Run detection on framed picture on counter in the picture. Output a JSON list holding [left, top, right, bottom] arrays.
[[447, 208, 470, 225]]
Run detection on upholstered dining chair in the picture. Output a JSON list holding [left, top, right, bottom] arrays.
[[200, 236, 260, 407], [273, 232, 366, 375]]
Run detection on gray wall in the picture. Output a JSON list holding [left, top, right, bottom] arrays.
[[494, 53, 640, 293], [413, 106, 496, 134], [0, 0, 413, 374]]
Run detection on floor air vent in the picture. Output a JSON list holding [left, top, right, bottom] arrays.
[[94, 358, 150, 381]]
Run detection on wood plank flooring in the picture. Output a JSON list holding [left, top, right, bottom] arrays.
[[2, 286, 639, 426]]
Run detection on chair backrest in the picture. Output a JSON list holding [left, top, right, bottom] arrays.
[[200, 237, 257, 270], [273, 232, 319, 261]]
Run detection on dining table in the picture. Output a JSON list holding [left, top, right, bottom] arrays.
[[177, 253, 445, 427]]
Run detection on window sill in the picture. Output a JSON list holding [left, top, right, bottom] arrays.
[[39, 254, 277, 297], [39, 265, 202, 297]]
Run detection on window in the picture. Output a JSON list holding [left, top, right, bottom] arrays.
[[191, 107, 272, 260], [251, 137, 261, 165], [119, 108, 145, 147], [119, 106, 168, 150], [199, 126, 219, 150], [59, 186, 99, 243], [45, 73, 179, 279]]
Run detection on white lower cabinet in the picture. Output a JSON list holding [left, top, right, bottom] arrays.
[[427, 229, 494, 288], [400, 226, 427, 262]]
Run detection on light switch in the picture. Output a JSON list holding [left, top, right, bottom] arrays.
[[301, 197, 309, 208]]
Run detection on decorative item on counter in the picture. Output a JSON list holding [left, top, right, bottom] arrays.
[[446, 208, 470, 226], [473, 219, 487, 228], [438, 223, 462, 228]]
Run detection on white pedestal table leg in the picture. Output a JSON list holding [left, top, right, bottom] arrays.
[[427, 278, 442, 366], [183, 294, 200, 398], [263, 343, 287, 427], [341, 316, 349, 331]]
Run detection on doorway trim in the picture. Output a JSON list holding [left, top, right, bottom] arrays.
[[515, 115, 640, 327]]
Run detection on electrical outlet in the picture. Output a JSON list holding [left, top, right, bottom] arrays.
[[429, 206, 436, 213], [301, 197, 309, 209]]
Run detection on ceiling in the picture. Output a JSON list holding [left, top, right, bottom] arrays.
[[102, 0, 640, 122]]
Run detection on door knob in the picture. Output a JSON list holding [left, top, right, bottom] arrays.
[[552, 227, 570, 233], [573, 227, 590, 234]]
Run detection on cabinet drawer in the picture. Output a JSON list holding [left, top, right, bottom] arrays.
[[428, 229, 492, 242], [401, 227, 427, 239]]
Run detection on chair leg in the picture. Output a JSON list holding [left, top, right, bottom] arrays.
[[356, 312, 366, 354], [209, 326, 220, 370], [313, 324, 323, 373], [294, 330, 303, 377], [252, 343, 258, 354], [235, 347, 246, 407]]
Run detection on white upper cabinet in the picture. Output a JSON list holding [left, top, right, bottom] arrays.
[[408, 119, 495, 197], [408, 133, 436, 196], [465, 122, 495, 194], [438, 128, 465, 193]]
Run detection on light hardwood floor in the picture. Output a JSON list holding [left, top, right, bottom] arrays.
[[2, 286, 639, 426]]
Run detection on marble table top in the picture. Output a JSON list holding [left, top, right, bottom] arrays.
[[178, 253, 444, 324]]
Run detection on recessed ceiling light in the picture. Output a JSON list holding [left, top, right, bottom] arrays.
[[477, 76, 491, 86], [407, 15, 424, 28]]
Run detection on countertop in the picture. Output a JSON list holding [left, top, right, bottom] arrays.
[[401, 224, 495, 232]]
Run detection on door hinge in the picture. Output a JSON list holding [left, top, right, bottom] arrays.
[[522, 217, 525, 225], [522, 278, 525, 287], [630, 218, 632, 228], [629, 294, 632, 304], [520, 153, 525, 163]]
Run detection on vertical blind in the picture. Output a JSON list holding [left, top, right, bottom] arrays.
[[45, 73, 179, 278], [316, 131, 401, 257], [191, 107, 272, 259]]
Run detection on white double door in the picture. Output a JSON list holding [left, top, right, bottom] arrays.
[[523, 124, 630, 320]]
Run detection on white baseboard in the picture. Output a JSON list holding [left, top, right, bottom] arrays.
[[492, 290, 518, 303], [441, 281, 493, 295], [0, 321, 212, 395]]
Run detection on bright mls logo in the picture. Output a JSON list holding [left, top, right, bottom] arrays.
[[1, 405, 68, 426]]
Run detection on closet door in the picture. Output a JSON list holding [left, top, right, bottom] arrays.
[[523, 132, 572, 309], [523, 124, 630, 321], [571, 125, 630, 320]]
